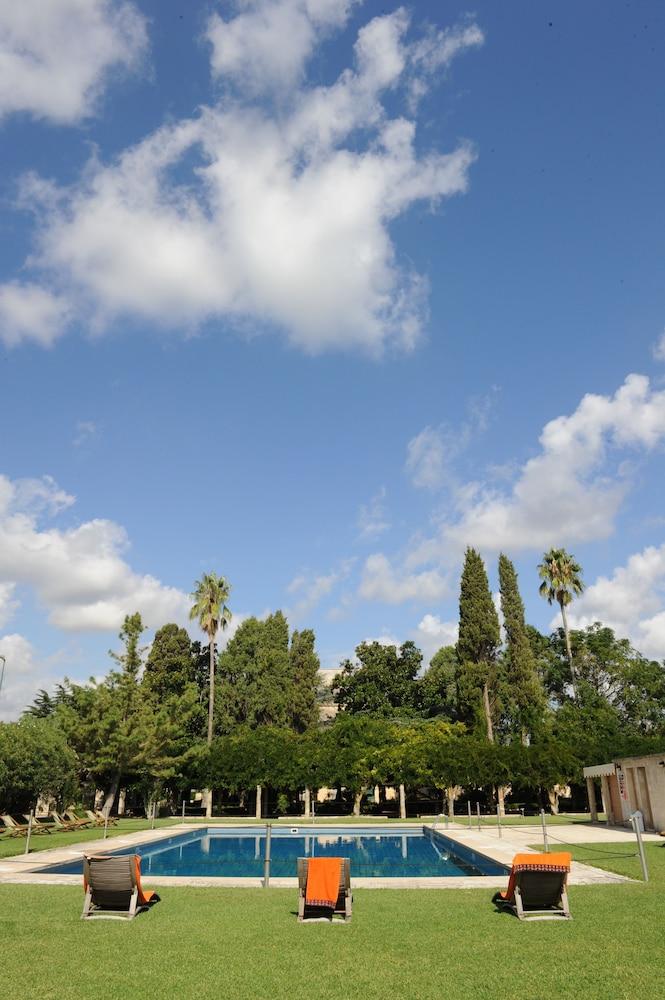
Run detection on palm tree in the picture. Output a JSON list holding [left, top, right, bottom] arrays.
[[538, 548, 584, 696], [189, 573, 232, 745]]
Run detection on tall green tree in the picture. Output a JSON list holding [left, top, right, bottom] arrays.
[[498, 553, 546, 741], [456, 547, 501, 740], [332, 641, 422, 717], [0, 717, 78, 812], [189, 573, 232, 744], [538, 548, 584, 696], [418, 646, 458, 719], [289, 629, 320, 731]]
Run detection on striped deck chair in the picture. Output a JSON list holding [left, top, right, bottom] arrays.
[[82, 854, 160, 921], [492, 852, 572, 921], [297, 857, 352, 922]]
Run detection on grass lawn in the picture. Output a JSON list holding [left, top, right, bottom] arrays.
[[2, 838, 664, 999]]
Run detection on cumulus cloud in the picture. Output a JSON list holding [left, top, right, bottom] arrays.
[[11, 5, 482, 356], [207, 0, 357, 94], [357, 487, 390, 539], [405, 393, 495, 490], [0, 0, 147, 124], [359, 552, 448, 604], [412, 613, 458, 664], [566, 544, 665, 660], [286, 559, 355, 620], [0, 473, 190, 633], [0, 283, 71, 347], [408, 373, 665, 565]]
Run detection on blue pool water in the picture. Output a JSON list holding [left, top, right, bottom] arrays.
[[36, 826, 506, 878]]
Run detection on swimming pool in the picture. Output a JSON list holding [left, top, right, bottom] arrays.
[[36, 825, 506, 879]]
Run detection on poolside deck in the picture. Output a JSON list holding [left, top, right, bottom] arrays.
[[0, 820, 649, 889]]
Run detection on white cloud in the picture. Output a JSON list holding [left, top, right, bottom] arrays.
[[359, 552, 448, 603], [0, 0, 147, 124], [412, 612, 458, 665], [0, 634, 70, 721], [652, 329, 665, 363], [566, 544, 665, 660], [357, 487, 390, 539], [73, 421, 98, 448], [0, 283, 71, 347], [0, 473, 190, 633], [286, 559, 354, 620], [0, 583, 18, 629], [408, 373, 665, 564], [405, 393, 496, 490], [207, 0, 357, 94], [12, 6, 481, 357]]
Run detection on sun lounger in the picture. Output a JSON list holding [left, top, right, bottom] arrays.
[[22, 814, 54, 833], [86, 810, 117, 826], [50, 810, 87, 832], [492, 852, 572, 921], [1, 814, 30, 837], [82, 854, 160, 920], [297, 857, 352, 922], [64, 810, 93, 829]]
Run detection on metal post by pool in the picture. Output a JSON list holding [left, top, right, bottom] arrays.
[[24, 811, 34, 855], [540, 809, 549, 852], [476, 802, 481, 832], [263, 822, 272, 888], [467, 801, 472, 829], [496, 803, 502, 838], [630, 813, 649, 882]]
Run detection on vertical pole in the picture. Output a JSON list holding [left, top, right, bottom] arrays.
[[630, 814, 649, 882], [476, 802, 481, 832], [496, 803, 502, 838], [150, 800, 156, 830], [103, 809, 110, 839], [263, 822, 272, 888], [467, 801, 472, 829], [540, 809, 549, 852], [24, 811, 34, 855], [182, 798, 186, 822]]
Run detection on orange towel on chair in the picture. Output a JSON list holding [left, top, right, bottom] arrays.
[[499, 851, 571, 901], [306, 857, 342, 908]]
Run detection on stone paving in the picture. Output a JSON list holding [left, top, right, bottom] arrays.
[[0, 820, 647, 890]]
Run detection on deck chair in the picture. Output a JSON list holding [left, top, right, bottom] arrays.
[[51, 810, 87, 832], [493, 852, 572, 921], [86, 810, 117, 826], [1, 815, 30, 837], [297, 857, 352, 923], [82, 854, 160, 921], [64, 810, 93, 829], [22, 814, 54, 834]]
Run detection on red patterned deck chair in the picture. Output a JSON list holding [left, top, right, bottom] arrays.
[[492, 852, 572, 921]]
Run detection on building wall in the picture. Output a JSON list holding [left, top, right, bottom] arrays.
[[617, 755, 665, 832]]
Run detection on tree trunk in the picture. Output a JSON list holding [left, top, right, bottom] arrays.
[[103, 771, 121, 817], [497, 785, 506, 817], [482, 681, 494, 742], [353, 788, 365, 817], [447, 786, 457, 820], [117, 788, 126, 816], [203, 788, 213, 818], [399, 783, 406, 820], [303, 786, 311, 818], [548, 787, 560, 815], [559, 601, 577, 698], [207, 632, 216, 744], [255, 785, 262, 820]]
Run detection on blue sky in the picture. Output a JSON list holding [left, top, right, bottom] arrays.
[[1, 0, 665, 717]]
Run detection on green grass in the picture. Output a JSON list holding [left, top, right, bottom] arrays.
[[2, 840, 665, 999]]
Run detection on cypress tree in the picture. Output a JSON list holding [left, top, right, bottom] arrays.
[[498, 554, 546, 742], [289, 629, 321, 731], [456, 548, 500, 740]]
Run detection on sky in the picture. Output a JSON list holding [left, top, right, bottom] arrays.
[[1, 0, 665, 719]]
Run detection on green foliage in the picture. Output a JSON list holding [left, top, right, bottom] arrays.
[[418, 646, 459, 719], [289, 629, 320, 731], [331, 640, 422, 717], [190, 572, 232, 744], [538, 548, 584, 609], [498, 553, 546, 740], [0, 717, 78, 810], [456, 548, 500, 738]]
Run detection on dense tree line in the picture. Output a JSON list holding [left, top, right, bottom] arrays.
[[3, 546, 665, 818]]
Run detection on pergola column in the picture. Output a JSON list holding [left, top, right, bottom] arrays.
[[586, 775, 598, 823]]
